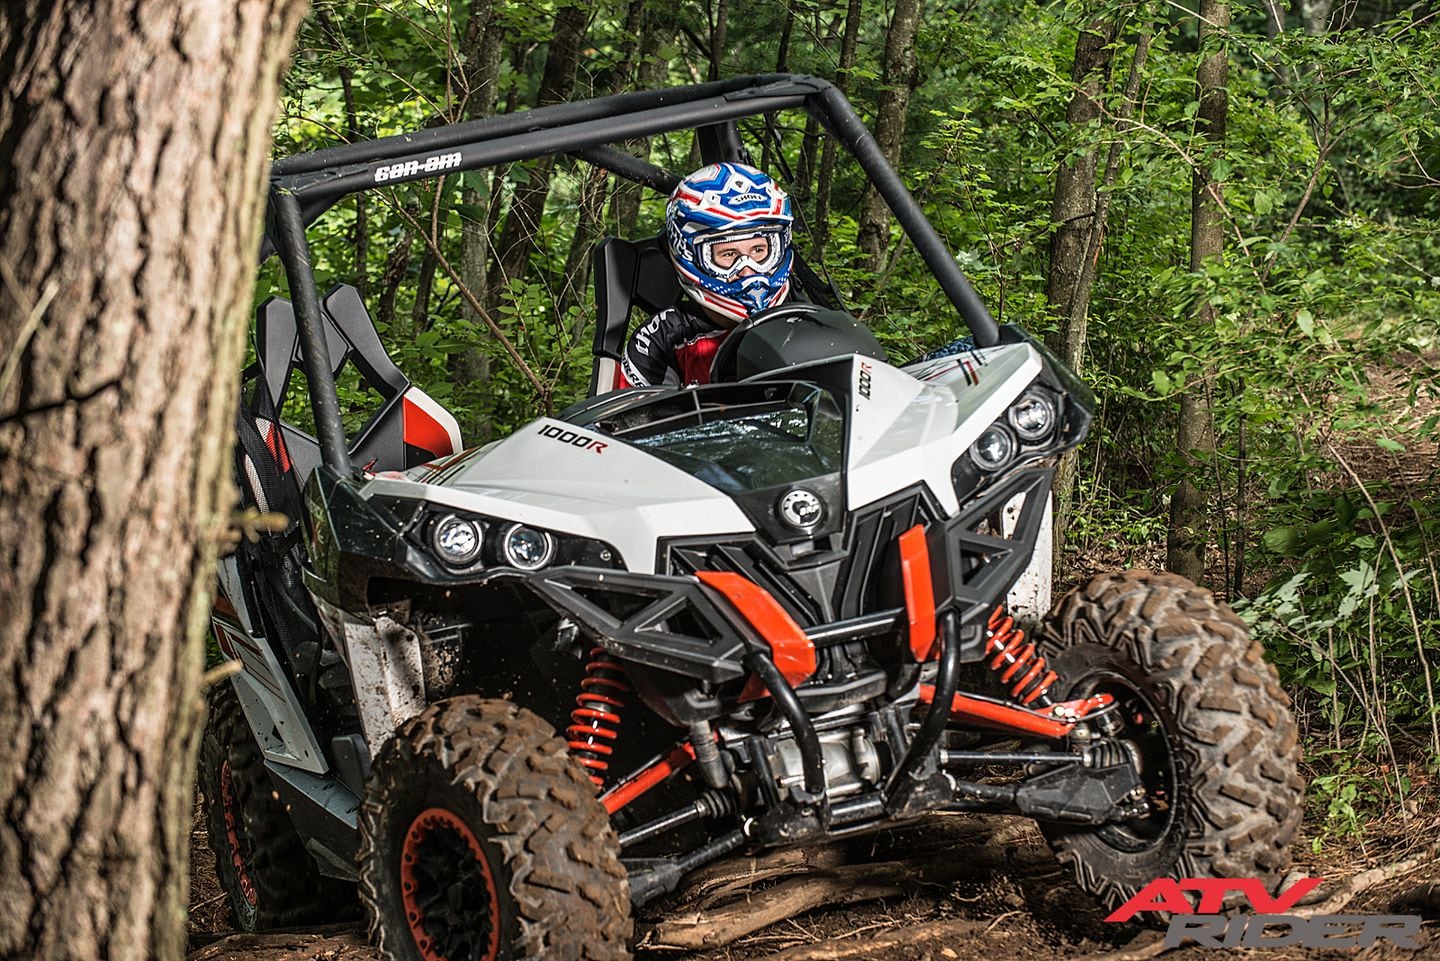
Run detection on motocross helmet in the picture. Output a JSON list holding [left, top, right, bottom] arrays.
[[666, 162, 794, 323]]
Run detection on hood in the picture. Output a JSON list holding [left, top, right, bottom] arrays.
[[363, 418, 754, 573]]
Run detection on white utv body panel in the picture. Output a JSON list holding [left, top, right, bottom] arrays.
[[361, 417, 754, 574], [842, 344, 1043, 516], [213, 555, 328, 773]]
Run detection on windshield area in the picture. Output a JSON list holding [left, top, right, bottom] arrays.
[[589, 382, 845, 493]]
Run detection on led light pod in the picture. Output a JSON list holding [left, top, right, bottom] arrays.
[[431, 514, 483, 566], [1008, 390, 1056, 442], [502, 524, 555, 571], [971, 424, 1017, 472]]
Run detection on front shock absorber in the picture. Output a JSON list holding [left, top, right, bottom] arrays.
[[984, 606, 1059, 706], [567, 647, 631, 787]]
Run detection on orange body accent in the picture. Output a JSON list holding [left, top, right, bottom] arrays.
[[918, 686, 1114, 739], [696, 570, 816, 687], [599, 743, 696, 815], [898, 525, 938, 661]]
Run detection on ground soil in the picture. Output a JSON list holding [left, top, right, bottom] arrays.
[[186, 792, 1440, 961]]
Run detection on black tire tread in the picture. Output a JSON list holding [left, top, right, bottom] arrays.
[[1038, 570, 1305, 913], [357, 697, 631, 961], [198, 682, 353, 930]]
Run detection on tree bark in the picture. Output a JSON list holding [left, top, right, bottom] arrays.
[[1051, 29, 1151, 562], [814, 0, 864, 260], [707, 0, 730, 82], [0, 2, 304, 959], [447, 0, 506, 441], [560, 163, 614, 334], [1167, 0, 1229, 582], [317, 8, 367, 297], [609, 0, 672, 237], [487, 3, 589, 308], [1044, 15, 1118, 555], [1046, 19, 1117, 332], [857, 0, 926, 269]]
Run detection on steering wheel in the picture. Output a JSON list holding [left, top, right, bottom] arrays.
[[708, 302, 824, 383]]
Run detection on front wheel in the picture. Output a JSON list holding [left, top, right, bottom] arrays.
[[357, 697, 632, 961], [1036, 570, 1304, 915]]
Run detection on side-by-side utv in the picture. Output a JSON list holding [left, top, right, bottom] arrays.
[[202, 74, 1303, 961]]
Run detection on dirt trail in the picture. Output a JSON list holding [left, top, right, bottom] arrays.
[[186, 805, 1440, 961]]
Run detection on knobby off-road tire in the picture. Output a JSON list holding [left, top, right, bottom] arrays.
[[1036, 570, 1305, 916], [357, 697, 632, 961], [198, 682, 354, 930]]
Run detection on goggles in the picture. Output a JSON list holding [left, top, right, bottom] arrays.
[[694, 227, 788, 281]]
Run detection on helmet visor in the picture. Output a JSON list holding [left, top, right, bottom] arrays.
[[695, 228, 787, 281]]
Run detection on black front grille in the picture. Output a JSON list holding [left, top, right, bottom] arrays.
[[662, 484, 939, 627]]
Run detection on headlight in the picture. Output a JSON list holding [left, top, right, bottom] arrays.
[[1008, 390, 1056, 441], [971, 424, 1017, 471], [431, 514, 484, 566], [502, 524, 555, 571]]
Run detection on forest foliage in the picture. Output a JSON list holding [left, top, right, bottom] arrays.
[[267, 0, 1440, 835]]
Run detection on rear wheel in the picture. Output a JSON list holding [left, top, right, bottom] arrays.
[[1036, 570, 1304, 916], [198, 682, 353, 930], [357, 697, 631, 961]]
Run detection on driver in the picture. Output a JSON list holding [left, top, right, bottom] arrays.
[[617, 162, 793, 388]]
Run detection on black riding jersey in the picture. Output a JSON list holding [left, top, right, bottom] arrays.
[[617, 305, 731, 388]]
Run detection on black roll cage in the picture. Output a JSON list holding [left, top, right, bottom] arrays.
[[263, 73, 1000, 473]]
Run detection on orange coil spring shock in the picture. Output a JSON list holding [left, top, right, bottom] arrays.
[[567, 647, 631, 786], [985, 606, 1059, 706]]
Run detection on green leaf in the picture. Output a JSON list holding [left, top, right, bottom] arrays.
[[1296, 309, 1314, 336], [1151, 370, 1173, 393], [1263, 526, 1303, 556], [1375, 437, 1405, 452]]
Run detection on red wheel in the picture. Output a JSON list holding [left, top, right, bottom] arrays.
[[358, 697, 632, 960], [399, 808, 501, 961]]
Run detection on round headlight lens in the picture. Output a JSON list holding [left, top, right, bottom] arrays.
[[1008, 390, 1056, 441], [503, 524, 555, 571], [431, 514, 483, 566], [971, 424, 1017, 472]]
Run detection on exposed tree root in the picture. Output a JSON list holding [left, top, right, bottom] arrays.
[[186, 925, 373, 961], [651, 851, 1012, 951], [1293, 856, 1428, 917], [751, 918, 987, 960]]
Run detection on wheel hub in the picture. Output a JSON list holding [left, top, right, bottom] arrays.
[[400, 807, 501, 961], [1077, 673, 1177, 850]]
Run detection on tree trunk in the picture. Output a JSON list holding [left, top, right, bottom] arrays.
[[761, 1, 796, 174], [0, 3, 304, 960], [375, 225, 415, 332], [1050, 28, 1152, 561], [857, 0, 926, 269], [1046, 19, 1117, 331], [610, 0, 672, 237], [560, 163, 613, 334], [449, 0, 505, 440], [708, 0, 730, 82], [1167, 0, 1229, 582], [317, 8, 367, 297], [488, 3, 589, 307], [814, 0, 864, 260], [1044, 16, 1118, 555], [793, 11, 843, 208]]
